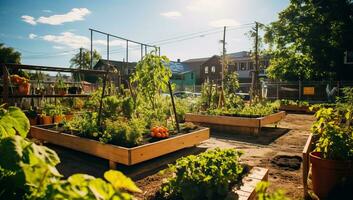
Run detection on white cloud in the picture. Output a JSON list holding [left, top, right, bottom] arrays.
[[28, 33, 37, 39], [209, 18, 240, 27], [42, 10, 52, 13], [39, 32, 135, 49], [53, 46, 65, 49], [21, 15, 37, 25], [21, 8, 90, 26], [41, 32, 90, 48], [160, 11, 182, 18]]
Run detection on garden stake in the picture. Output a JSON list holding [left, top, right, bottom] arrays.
[[97, 68, 109, 127], [168, 81, 180, 133]]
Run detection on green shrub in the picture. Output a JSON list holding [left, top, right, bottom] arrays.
[[160, 148, 243, 200], [103, 117, 146, 147], [256, 181, 290, 200]]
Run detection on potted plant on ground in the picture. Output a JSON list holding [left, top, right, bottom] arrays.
[[310, 88, 353, 199], [54, 73, 68, 96]]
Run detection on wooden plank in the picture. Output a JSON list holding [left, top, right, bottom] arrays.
[[193, 123, 260, 136], [30, 126, 210, 166], [185, 114, 260, 127], [260, 111, 286, 126], [31, 126, 131, 165], [302, 133, 316, 199], [129, 128, 210, 165]]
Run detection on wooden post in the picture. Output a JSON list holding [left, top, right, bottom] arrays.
[[168, 81, 180, 133], [97, 70, 109, 126], [2, 64, 9, 107]]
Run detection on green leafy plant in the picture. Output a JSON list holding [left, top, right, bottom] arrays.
[[54, 72, 68, 90], [0, 105, 30, 138], [0, 107, 140, 200], [311, 87, 353, 160], [130, 52, 172, 110], [256, 181, 290, 200], [41, 103, 56, 117], [102, 117, 146, 147], [159, 148, 243, 200]]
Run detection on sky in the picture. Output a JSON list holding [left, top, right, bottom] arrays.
[[0, 0, 289, 68]]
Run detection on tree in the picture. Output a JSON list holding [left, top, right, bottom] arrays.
[[70, 48, 101, 82], [0, 43, 21, 64], [265, 0, 353, 81]]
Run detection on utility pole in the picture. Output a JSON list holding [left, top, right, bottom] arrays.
[[218, 26, 226, 108], [251, 21, 260, 103], [79, 48, 83, 69]]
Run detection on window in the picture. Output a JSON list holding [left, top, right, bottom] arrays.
[[234, 62, 238, 71], [248, 62, 254, 70], [191, 72, 194, 79], [211, 66, 216, 73], [205, 66, 209, 74], [240, 62, 246, 71]]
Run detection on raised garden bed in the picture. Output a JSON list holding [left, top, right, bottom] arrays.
[[30, 125, 210, 167], [184, 111, 286, 135], [279, 104, 314, 114]]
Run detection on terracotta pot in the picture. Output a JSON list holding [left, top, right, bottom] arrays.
[[65, 114, 73, 121], [18, 83, 31, 95], [56, 88, 67, 96], [54, 115, 64, 124], [310, 152, 353, 199], [29, 117, 37, 125], [41, 115, 53, 125]]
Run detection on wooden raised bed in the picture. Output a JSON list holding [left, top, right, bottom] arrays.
[[279, 104, 313, 114], [185, 111, 286, 135], [30, 125, 210, 167], [227, 167, 269, 200]]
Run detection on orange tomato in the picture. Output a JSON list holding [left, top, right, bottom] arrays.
[[151, 131, 155, 137], [151, 127, 157, 133], [155, 132, 162, 138]]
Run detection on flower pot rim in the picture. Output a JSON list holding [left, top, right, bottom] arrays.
[[310, 151, 353, 163]]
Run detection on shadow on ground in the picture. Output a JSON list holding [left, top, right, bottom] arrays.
[[211, 127, 290, 145], [47, 143, 207, 180]]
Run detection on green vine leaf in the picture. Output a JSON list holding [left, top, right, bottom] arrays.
[[104, 170, 141, 193], [0, 106, 30, 138]]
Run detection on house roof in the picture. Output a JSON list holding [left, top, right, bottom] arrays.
[[183, 57, 210, 63], [93, 59, 137, 70], [166, 61, 193, 74], [183, 51, 252, 64]]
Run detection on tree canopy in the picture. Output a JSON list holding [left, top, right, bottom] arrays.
[[0, 43, 21, 64], [70, 48, 101, 82], [70, 48, 101, 70], [265, 0, 353, 81]]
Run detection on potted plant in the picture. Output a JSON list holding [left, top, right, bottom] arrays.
[[41, 103, 55, 125], [53, 105, 65, 124], [25, 108, 38, 125], [310, 88, 353, 199], [10, 74, 31, 95], [54, 73, 68, 96], [63, 106, 74, 121]]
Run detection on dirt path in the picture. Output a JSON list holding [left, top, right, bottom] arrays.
[[135, 114, 315, 199]]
